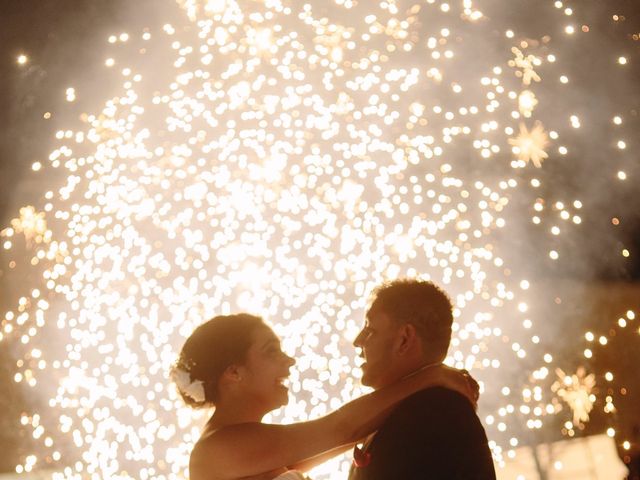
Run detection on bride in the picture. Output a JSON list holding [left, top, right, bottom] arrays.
[[171, 313, 478, 480]]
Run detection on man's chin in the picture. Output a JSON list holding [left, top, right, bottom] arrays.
[[360, 369, 375, 388], [361, 368, 396, 390]]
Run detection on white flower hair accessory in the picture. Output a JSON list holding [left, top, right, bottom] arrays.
[[171, 364, 206, 404]]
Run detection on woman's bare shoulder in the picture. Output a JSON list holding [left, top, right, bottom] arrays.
[[189, 428, 226, 479], [190, 432, 291, 480], [188, 421, 328, 479], [189, 423, 270, 479]]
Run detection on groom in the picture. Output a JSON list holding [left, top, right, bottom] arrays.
[[349, 279, 496, 479]]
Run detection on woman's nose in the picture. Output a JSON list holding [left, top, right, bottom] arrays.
[[284, 353, 295, 367]]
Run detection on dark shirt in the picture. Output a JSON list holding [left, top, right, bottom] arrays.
[[349, 387, 496, 480]]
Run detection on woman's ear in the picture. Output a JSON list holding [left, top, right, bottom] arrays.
[[221, 364, 243, 384]]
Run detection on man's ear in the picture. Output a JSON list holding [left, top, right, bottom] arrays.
[[396, 323, 420, 355]]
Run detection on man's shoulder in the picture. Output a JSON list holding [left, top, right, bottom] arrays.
[[393, 386, 474, 416], [364, 387, 496, 479], [378, 386, 484, 439], [404, 385, 470, 402]]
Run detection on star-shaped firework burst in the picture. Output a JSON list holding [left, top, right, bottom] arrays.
[[509, 121, 550, 168]]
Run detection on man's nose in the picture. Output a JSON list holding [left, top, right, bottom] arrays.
[[353, 330, 364, 348]]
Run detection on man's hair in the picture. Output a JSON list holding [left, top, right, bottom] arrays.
[[369, 279, 453, 362]]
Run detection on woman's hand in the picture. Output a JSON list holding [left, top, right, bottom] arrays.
[[415, 364, 480, 409]]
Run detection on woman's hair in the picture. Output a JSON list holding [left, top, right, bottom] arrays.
[[172, 313, 266, 408]]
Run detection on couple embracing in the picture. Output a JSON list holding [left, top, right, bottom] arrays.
[[172, 279, 497, 479]]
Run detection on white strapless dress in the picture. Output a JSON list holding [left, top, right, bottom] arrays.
[[273, 471, 306, 480]]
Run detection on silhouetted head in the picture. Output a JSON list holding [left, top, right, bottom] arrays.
[[172, 313, 294, 411], [354, 279, 453, 389]]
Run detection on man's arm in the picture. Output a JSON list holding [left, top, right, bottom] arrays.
[[361, 387, 496, 480]]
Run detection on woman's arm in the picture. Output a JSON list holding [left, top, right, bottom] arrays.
[[288, 442, 357, 473], [190, 365, 475, 480], [190, 365, 476, 479]]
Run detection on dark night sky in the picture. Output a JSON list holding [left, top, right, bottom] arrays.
[[1, 0, 159, 216]]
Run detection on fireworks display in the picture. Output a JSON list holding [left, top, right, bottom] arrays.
[[1, 0, 638, 478]]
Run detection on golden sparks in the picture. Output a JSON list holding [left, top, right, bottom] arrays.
[[552, 367, 596, 426], [7, 206, 49, 244], [518, 90, 538, 118], [510, 47, 542, 85], [509, 121, 550, 168]]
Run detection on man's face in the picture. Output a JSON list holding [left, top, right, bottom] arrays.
[[353, 308, 402, 389]]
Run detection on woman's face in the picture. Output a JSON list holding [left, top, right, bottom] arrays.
[[238, 325, 295, 412]]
